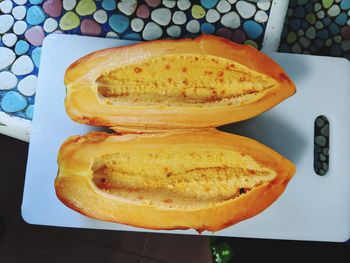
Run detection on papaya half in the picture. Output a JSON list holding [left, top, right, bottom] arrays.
[[55, 129, 295, 232], [64, 34, 295, 129]]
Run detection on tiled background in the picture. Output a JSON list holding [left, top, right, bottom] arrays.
[[280, 0, 350, 59]]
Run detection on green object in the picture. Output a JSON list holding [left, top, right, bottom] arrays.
[[315, 21, 324, 30], [244, 39, 258, 49], [191, 5, 206, 19], [325, 38, 333, 46], [59, 11, 80, 30], [211, 241, 233, 263], [322, 0, 334, 9], [76, 0, 97, 16], [306, 13, 316, 24], [287, 31, 297, 43]]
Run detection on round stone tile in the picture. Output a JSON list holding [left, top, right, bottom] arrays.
[[0, 47, 16, 71], [200, 23, 215, 34], [255, 10, 268, 23], [94, 10, 108, 24], [257, 0, 270, 11], [200, 0, 219, 9], [108, 14, 129, 33], [13, 21, 27, 35], [163, 0, 176, 8], [18, 75, 38, 96], [43, 17, 58, 32], [192, 5, 206, 19], [2, 33, 17, 47], [131, 18, 144, 32], [216, 27, 232, 39], [26, 105, 34, 119], [0, 1, 13, 14], [26, 6, 46, 25], [0, 71, 18, 90], [341, 0, 350, 9], [217, 0, 231, 13], [63, 0, 76, 11], [13, 0, 28, 5], [11, 55, 34, 75], [177, 0, 191, 10], [118, 0, 137, 16], [106, 31, 119, 38], [322, 0, 334, 9], [102, 0, 116, 11], [145, 0, 161, 8], [166, 25, 181, 37], [206, 9, 220, 23], [341, 26, 350, 39], [306, 26, 316, 39], [151, 8, 171, 26], [243, 20, 263, 39], [221, 11, 241, 29], [232, 29, 246, 43], [76, 0, 96, 16], [244, 39, 258, 48], [81, 19, 102, 36], [0, 14, 14, 34], [1, 91, 28, 113], [12, 6, 27, 20], [186, 19, 200, 33], [15, 40, 30, 55], [59, 11, 80, 30], [31, 47, 41, 67], [136, 4, 150, 18], [327, 4, 341, 16], [25, 26, 45, 46], [143, 22, 162, 40], [43, 0, 63, 18], [172, 11, 187, 25]]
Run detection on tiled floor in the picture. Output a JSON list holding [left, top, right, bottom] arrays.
[[1, 134, 350, 263]]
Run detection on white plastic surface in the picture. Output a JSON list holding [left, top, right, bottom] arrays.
[[22, 34, 350, 242]]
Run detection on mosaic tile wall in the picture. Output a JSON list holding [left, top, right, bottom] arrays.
[[280, 0, 350, 60], [0, 0, 272, 121]]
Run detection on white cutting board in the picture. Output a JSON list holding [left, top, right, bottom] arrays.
[[22, 34, 350, 242]]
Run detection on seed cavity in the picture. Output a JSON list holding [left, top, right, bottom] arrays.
[[92, 148, 276, 208], [96, 54, 276, 107]]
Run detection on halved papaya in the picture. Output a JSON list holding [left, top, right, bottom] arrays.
[[55, 129, 295, 231], [64, 35, 295, 129]]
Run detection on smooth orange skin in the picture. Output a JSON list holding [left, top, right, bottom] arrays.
[[64, 34, 296, 129], [55, 129, 296, 232]]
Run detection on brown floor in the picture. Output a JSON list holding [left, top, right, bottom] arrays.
[[1, 133, 350, 263]]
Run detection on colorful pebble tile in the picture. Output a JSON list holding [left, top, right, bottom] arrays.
[[0, 0, 272, 123], [314, 115, 330, 176], [280, 0, 350, 60]]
